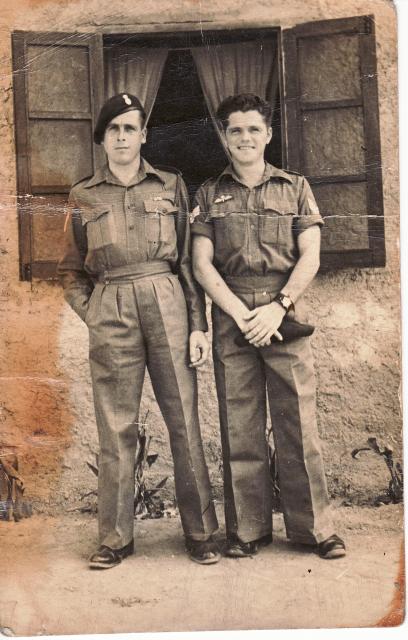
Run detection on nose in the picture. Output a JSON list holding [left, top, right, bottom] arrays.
[[240, 128, 251, 142], [116, 126, 126, 141]]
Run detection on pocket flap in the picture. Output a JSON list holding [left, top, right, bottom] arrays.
[[208, 199, 238, 219], [144, 196, 178, 215], [262, 198, 294, 216], [81, 207, 112, 225]]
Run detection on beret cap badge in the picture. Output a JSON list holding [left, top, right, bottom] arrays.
[[123, 94, 132, 106]]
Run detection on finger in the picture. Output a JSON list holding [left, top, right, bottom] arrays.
[[245, 326, 266, 341], [242, 308, 259, 320], [249, 329, 270, 345], [190, 345, 200, 363], [274, 330, 283, 342]]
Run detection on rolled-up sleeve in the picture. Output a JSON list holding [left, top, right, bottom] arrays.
[[190, 186, 215, 242], [175, 176, 208, 333], [294, 177, 324, 236]]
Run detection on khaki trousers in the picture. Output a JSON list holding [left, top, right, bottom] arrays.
[[212, 277, 334, 545], [86, 271, 218, 549]]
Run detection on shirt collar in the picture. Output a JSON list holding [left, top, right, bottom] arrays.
[[84, 158, 165, 188], [217, 162, 294, 186]]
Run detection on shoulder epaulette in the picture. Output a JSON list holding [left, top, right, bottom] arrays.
[[154, 164, 182, 177], [71, 174, 94, 188], [283, 168, 302, 176], [200, 174, 220, 187]]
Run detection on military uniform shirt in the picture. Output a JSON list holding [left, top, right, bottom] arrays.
[[191, 163, 324, 277], [58, 158, 207, 331]]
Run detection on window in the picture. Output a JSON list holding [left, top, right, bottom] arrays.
[[12, 16, 384, 280]]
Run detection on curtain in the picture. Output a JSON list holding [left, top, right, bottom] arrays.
[[104, 46, 169, 123], [191, 40, 279, 151]]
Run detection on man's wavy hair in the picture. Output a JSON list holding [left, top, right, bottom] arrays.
[[216, 94, 273, 131]]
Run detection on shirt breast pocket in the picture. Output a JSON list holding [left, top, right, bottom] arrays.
[[208, 203, 246, 252], [261, 199, 295, 247], [81, 206, 116, 249], [144, 196, 178, 245]]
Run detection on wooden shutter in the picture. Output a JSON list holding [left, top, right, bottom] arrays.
[[283, 15, 385, 269], [12, 31, 104, 280]]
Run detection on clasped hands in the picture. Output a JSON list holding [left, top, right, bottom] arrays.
[[237, 302, 286, 348]]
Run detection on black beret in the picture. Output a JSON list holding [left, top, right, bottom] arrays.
[[93, 93, 146, 144]]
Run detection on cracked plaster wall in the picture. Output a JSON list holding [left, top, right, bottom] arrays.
[[0, 0, 401, 511]]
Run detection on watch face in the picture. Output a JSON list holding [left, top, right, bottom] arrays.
[[278, 294, 292, 310]]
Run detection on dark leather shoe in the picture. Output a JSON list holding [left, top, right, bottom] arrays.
[[317, 534, 346, 559], [226, 533, 272, 558], [89, 539, 134, 569], [186, 536, 221, 565]]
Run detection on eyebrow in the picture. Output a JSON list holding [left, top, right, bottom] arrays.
[[107, 123, 138, 130]]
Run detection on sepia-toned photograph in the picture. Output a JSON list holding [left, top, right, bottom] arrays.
[[0, 0, 404, 635]]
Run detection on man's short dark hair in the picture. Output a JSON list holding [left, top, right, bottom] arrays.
[[216, 94, 273, 130]]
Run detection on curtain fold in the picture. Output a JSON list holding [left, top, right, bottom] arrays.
[[104, 46, 169, 123], [191, 40, 279, 151]]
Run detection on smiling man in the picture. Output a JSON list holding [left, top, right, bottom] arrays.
[[192, 93, 345, 560], [58, 93, 219, 568]]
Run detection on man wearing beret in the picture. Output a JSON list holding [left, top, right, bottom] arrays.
[[58, 93, 219, 568], [192, 93, 345, 560]]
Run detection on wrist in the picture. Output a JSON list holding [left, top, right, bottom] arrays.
[[273, 291, 295, 314], [271, 301, 287, 318]]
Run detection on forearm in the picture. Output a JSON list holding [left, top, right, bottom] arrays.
[[193, 258, 248, 327], [281, 227, 321, 303]]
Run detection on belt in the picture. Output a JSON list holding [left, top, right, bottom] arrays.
[[97, 261, 172, 283], [225, 273, 288, 294]]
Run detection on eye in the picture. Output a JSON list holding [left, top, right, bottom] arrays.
[[125, 125, 137, 133]]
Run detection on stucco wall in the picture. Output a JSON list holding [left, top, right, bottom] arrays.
[[0, 0, 401, 511]]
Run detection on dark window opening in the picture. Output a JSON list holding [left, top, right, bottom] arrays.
[[143, 49, 226, 199], [104, 33, 284, 200]]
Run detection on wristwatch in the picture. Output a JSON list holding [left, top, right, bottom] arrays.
[[273, 292, 294, 313]]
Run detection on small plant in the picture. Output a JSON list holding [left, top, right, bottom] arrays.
[[352, 436, 403, 504], [0, 454, 32, 521], [84, 411, 172, 518]]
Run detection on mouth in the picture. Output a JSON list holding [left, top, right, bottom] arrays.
[[115, 146, 129, 150], [238, 146, 255, 150]]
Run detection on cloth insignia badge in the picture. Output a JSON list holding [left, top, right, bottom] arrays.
[[189, 205, 200, 224], [123, 94, 132, 106], [308, 198, 320, 216], [214, 194, 232, 204], [152, 196, 163, 201]]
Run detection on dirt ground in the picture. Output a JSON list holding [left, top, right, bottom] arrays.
[[0, 502, 404, 636]]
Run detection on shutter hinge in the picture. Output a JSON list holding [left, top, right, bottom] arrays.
[[22, 263, 32, 281], [363, 16, 373, 35]]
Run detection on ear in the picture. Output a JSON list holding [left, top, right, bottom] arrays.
[[266, 126, 273, 144], [141, 127, 147, 145]]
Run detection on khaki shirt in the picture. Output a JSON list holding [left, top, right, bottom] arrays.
[[58, 159, 207, 331], [191, 163, 323, 278]]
